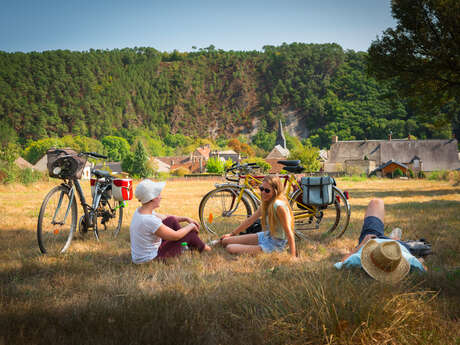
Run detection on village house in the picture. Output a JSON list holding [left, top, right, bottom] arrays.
[[324, 136, 460, 175], [14, 157, 35, 170]]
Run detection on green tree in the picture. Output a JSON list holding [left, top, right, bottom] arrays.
[[101, 136, 131, 161], [24, 138, 62, 164], [242, 157, 272, 173], [206, 156, 225, 174], [289, 142, 321, 172], [122, 141, 153, 178], [368, 0, 460, 133]]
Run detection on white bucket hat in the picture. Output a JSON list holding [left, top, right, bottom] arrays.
[[135, 179, 166, 204], [361, 239, 410, 284]]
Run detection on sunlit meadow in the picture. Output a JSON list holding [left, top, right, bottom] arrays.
[[1, 177, 459, 344]]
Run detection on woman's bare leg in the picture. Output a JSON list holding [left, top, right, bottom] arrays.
[[226, 244, 262, 255], [222, 233, 259, 247]]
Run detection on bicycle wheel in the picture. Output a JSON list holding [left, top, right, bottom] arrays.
[[199, 187, 256, 238], [289, 185, 350, 241], [93, 197, 123, 241], [37, 185, 77, 254]]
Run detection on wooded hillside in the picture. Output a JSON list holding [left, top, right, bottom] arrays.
[[0, 43, 454, 148]]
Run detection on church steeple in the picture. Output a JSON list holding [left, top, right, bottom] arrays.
[[276, 119, 286, 149]]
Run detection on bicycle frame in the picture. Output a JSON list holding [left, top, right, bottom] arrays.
[[220, 171, 321, 221], [59, 175, 113, 229]]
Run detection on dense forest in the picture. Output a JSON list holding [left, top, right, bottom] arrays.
[[0, 43, 455, 152]]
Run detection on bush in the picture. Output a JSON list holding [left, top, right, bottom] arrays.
[[393, 168, 404, 178], [418, 170, 426, 178], [206, 156, 225, 174], [241, 157, 272, 173], [19, 168, 44, 184], [172, 167, 190, 177], [407, 169, 415, 178]]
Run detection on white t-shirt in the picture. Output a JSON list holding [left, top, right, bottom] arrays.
[[129, 209, 163, 264]]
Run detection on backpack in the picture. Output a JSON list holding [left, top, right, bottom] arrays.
[[242, 219, 262, 234], [403, 239, 433, 257]]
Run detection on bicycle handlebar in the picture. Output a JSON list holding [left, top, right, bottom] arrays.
[[80, 152, 108, 159], [225, 162, 261, 181]]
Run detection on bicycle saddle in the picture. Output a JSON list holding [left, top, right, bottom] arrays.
[[283, 165, 305, 173], [278, 160, 301, 166], [92, 169, 112, 178]]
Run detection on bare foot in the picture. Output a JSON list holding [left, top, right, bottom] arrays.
[[203, 245, 212, 252]]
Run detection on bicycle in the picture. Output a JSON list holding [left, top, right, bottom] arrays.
[[37, 148, 131, 255], [198, 161, 351, 241]]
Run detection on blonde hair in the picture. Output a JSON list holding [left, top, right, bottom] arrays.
[[260, 175, 294, 237]]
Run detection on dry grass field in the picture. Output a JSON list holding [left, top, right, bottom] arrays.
[[1, 177, 459, 344]]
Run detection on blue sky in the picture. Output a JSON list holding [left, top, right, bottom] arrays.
[[0, 0, 396, 53]]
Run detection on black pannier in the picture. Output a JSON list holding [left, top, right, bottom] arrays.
[[46, 148, 87, 179]]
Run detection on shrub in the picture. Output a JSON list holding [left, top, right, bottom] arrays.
[[418, 170, 426, 178], [407, 169, 415, 178], [19, 168, 43, 184], [241, 157, 272, 173], [172, 167, 190, 177], [206, 156, 225, 174], [393, 168, 404, 178]]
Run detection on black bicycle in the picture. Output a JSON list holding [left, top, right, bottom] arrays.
[[37, 148, 128, 254]]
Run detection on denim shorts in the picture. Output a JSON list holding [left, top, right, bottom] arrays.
[[358, 216, 410, 250], [257, 231, 287, 253]]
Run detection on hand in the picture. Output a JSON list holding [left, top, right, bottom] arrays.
[[221, 233, 232, 240], [188, 223, 199, 233], [185, 217, 200, 230]]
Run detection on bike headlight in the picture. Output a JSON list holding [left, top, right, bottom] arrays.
[[53, 166, 62, 175]]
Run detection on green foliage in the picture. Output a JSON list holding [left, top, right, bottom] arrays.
[[393, 168, 404, 178], [288, 142, 321, 172], [251, 130, 276, 152], [418, 171, 426, 179], [368, 0, 460, 138], [123, 142, 153, 178], [0, 43, 455, 148], [407, 169, 415, 178], [242, 157, 272, 173], [205, 156, 225, 174], [171, 167, 190, 177], [101, 136, 131, 161], [24, 138, 62, 164]]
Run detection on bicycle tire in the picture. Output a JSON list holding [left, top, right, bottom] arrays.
[[289, 185, 350, 241], [93, 198, 123, 241], [37, 185, 77, 254], [199, 186, 256, 238]]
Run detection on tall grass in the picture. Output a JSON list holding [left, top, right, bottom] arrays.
[[0, 178, 459, 344]]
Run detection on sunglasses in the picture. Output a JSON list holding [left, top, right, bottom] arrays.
[[259, 186, 272, 193]]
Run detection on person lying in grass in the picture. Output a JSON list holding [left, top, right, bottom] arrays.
[[335, 198, 427, 283], [220, 175, 296, 257], [130, 179, 211, 264]]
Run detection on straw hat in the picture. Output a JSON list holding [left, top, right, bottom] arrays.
[[361, 239, 410, 283], [135, 179, 166, 204]]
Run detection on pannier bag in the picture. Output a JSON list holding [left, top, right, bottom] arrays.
[[47, 148, 87, 179], [112, 178, 133, 201], [301, 176, 335, 206]]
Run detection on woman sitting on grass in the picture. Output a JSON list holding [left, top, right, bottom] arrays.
[[130, 179, 211, 264], [221, 175, 296, 257]]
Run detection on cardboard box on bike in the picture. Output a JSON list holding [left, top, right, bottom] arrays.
[[300, 176, 335, 206]]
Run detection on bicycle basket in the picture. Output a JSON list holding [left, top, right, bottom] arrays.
[[46, 148, 87, 179]]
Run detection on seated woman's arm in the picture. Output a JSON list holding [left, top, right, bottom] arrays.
[[155, 223, 197, 241], [222, 208, 261, 238], [276, 205, 296, 257], [155, 213, 200, 229]]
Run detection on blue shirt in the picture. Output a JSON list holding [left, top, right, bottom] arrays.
[[334, 239, 426, 272]]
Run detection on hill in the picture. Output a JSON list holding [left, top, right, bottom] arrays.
[[0, 43, 455, 148]]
